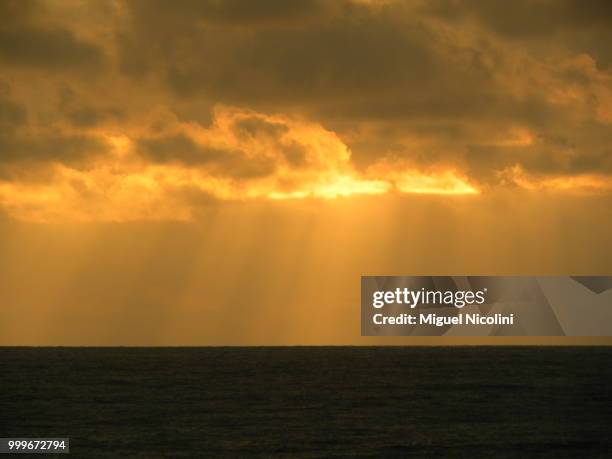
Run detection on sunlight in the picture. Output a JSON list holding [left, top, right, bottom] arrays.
[[395, 171, 480, 195]]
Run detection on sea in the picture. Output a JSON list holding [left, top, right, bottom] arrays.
[[1, 346, 611, 458]]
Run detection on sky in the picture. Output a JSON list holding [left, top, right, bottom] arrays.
[[1, 0, 612, 345]]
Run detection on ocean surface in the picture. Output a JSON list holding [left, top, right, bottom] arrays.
[[2, 347, 611, 458]]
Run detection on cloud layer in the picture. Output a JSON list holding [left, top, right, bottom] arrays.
[[1, 0, 611, 221]]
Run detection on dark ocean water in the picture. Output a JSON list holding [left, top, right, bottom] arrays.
[[1, 347, 611, 458]]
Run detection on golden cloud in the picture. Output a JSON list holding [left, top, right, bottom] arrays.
[[0, 106, 485, 222], [497, 165, 612, 194]]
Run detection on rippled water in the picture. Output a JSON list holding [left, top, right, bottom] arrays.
[[2, 347, 611, 458]]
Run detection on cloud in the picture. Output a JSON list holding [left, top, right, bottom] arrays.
[[0, 106, 483, 221], [0, 97, 27, 128], [119, 0, 436, 102], [0, 132, 107, 167], [451, 0, 612, 38], [161, 0, 332, 26], [423, 0, 612, 68], [139, 133, 230, 165], [0, 0, 611, 221], [138, 132, 277, 178], [113, 0, 612, 175], [0, 92, 108, 172], [0, 1, 105, 71]]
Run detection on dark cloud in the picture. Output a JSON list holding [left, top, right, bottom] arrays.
[[117, 0, 586, 182], [423, 0, 612, 68], [117, 0, 338, 77], [466, 120, 612, 181], [119, 0, 436, 105], [125, 0, 335, 28], [165, 18, 436, 103], [0, 0, 105, 70], [168, 184, 219, 208], [0, 85, 112, 184], [58, 86, 124, 127], [138, 133, 276, 178], [0, 131, 107, 166], [232, 117, 289, 139], [0, 25, 105, 69], [474, 0, 612, 36], [424, 0, 612, 36], [138, 133, 227, 165], [167, 0, 330, 25], [0, 97, 27, 128], [280, 142, 307, 167], [63, 106, 124, 128], [0, 0, 38, 22], [1, 0, 612, 192]]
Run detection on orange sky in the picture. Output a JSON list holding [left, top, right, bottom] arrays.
[[1, 0, 611, 344]]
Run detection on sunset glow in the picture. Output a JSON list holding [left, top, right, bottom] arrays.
[[1, 0, 611, 347]]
